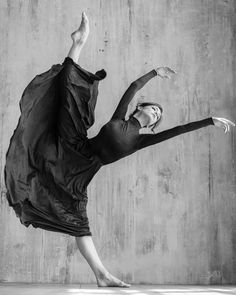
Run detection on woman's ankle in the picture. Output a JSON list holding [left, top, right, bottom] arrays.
[[95, 268, 110, 281], [72, 39, 85, 47]]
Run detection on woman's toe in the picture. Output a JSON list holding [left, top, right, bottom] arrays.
[[120, 280, 131, 288], [82, 12, 89, 23]]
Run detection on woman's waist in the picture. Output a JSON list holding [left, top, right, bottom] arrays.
[[87, 137, 131, 165]]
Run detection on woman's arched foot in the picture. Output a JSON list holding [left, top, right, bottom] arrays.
[[97, 272, 131, 288], [71, 11, 89, 44]]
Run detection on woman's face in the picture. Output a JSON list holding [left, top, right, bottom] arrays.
[[138, 105, 162, 127]]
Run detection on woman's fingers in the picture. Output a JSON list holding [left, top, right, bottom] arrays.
[[214, 117, 235, 133], [226, 123, 229, 133], [224, 124, 228, 133], [166, 67, 177, 74], [218, 117, 235, 125], [155, 67, 177, 78], [224, 122, 232, 133], [222, 122, 229, 133], [220, 118, 235, 133], [221, 118, 235, 126]]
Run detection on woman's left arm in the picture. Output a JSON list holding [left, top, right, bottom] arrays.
[[137, 117, 214, 150], [137, 117, 235, 150]]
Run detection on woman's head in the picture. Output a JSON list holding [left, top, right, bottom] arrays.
[[130, 102, 163, 132]]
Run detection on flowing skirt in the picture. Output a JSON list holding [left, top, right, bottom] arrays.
[[4, 57, 106, 236]]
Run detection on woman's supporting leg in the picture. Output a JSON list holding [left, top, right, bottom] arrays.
[[71, 13, 130, 287], [67, 12, 89, 64], [75, 236, 131, 287]]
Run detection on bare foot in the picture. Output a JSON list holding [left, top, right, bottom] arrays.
[[71, 11, 89, 44], [97, 272, 131, 288]]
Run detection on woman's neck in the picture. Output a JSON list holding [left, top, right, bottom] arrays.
[[133, 113, 146, 128]]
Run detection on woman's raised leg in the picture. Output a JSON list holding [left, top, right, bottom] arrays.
[[71, 13, 129, 287], [67, 11, 89, 64], [75, 236, 131, 287]]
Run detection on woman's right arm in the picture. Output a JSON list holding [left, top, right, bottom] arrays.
[[110, 66, 177, 120], [110, 69, 157, 120]]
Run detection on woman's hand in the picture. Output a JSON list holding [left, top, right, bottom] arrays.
[[155, 67, 177, 79], [212, 117, 235, 133]]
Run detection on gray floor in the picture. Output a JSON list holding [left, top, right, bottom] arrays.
[[0, 283, 236, 295]]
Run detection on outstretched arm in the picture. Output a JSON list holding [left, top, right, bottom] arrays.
[[137, 117, 215, 150], [111, 66, 177, 120], [111, 69, 157, 120]]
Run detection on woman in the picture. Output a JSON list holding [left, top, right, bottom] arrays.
[[4, 12, 235, 287]]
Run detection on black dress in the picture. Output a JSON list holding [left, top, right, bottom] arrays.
[[4, 56, 214, 237]]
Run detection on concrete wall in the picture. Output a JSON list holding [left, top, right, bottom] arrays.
[[0, 0, 235, 284]]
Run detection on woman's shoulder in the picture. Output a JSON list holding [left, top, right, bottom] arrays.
[[105, 118, 128, 128], [96, 118, 128, 135]]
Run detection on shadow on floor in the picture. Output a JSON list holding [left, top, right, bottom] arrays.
[[0, 283, 236, 295]]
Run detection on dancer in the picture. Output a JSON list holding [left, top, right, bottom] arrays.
[[4, 12, 235, 288]]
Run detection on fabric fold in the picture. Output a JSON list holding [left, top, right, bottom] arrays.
[[4, 57, 106, 236]]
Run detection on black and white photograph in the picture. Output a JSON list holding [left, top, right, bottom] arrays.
[[0, 1, 236, 294]]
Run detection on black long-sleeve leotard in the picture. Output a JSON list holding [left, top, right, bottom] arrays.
[[88, 69, 214, 165]]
